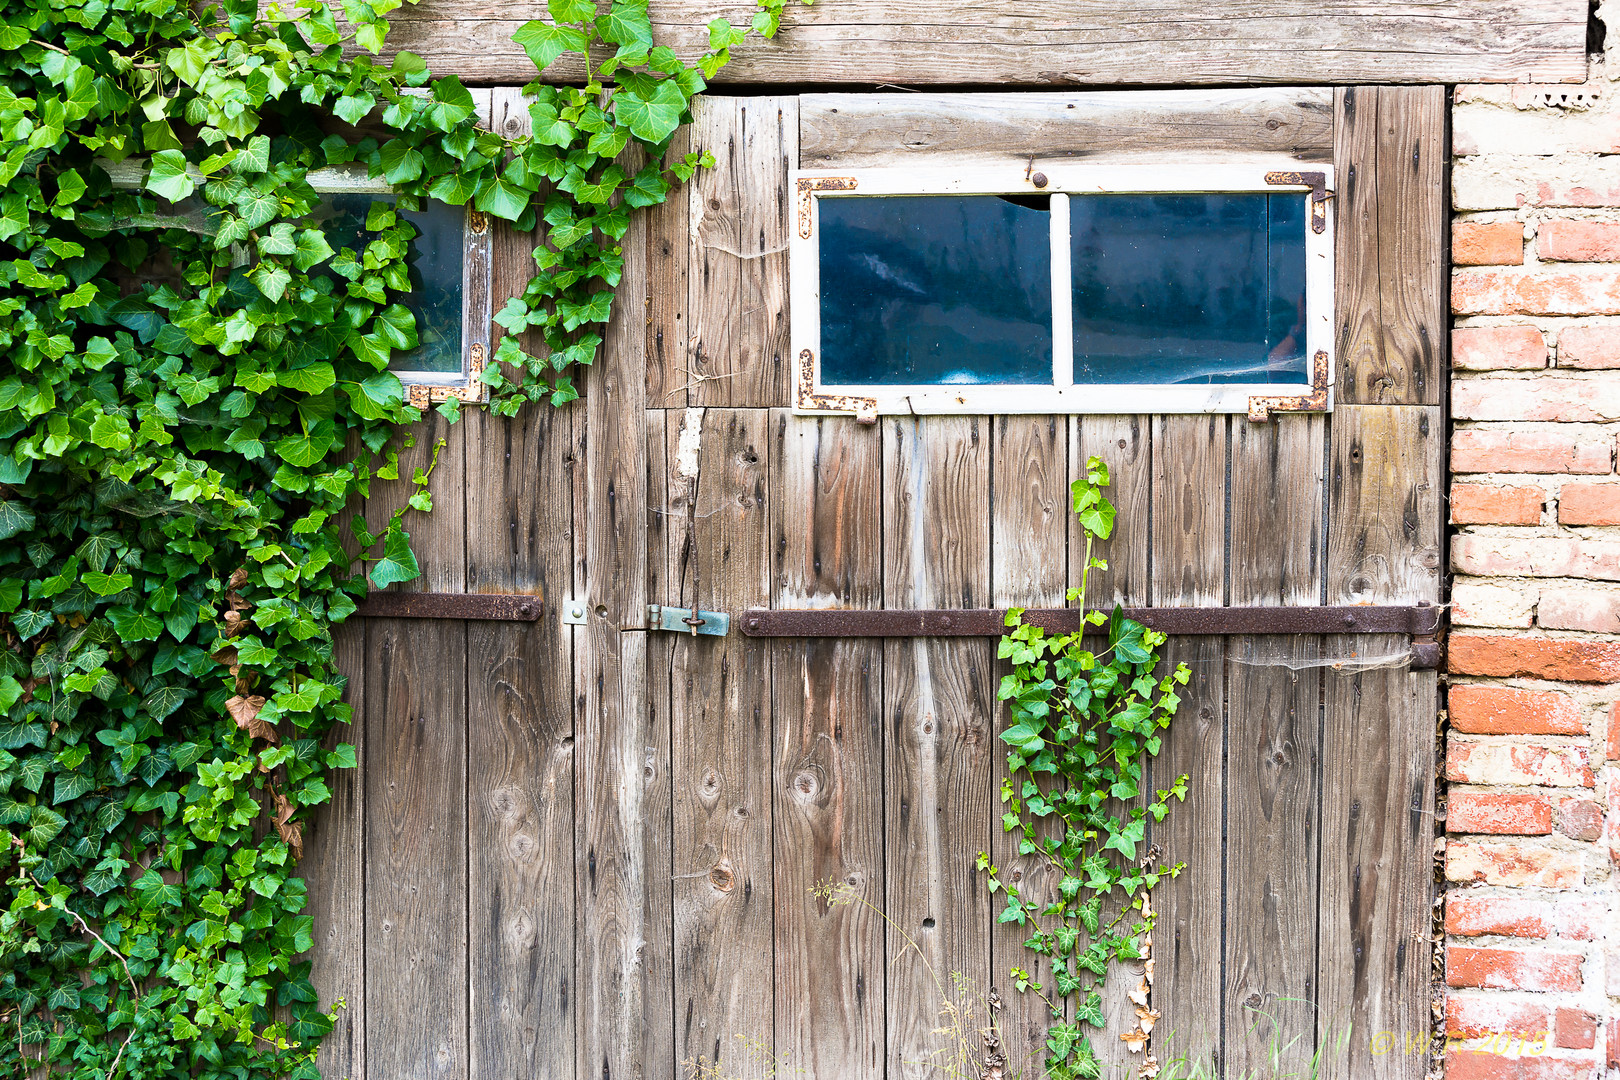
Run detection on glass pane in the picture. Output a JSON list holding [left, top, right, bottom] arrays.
[[310, 194, 465, 375], [1070, 193, 1308, 385], [819, 195, 1053, 385]]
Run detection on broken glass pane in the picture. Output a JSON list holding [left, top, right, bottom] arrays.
[[818, 194, 1053, 385], [310, 194, 465, 375], [1070, 193, 1308, 385]]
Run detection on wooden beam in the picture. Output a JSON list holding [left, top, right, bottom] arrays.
[[363, 0, 1588, 86]]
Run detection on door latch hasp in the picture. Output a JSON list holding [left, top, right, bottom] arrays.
[[647, 604, 730, 637]]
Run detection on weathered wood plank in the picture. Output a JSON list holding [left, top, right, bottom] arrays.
[[463, 102, 577, 1077], [363, 411, 467, 593], [1317, 646, 1435, 1080], [770, 412, 886, 1079], [648, 126, 692, 409], [1073, 416, 1152, 608], [801, 89, 1334, 169], [989, 416, 1067, 1074], [1334, 86, 1385, 407], [883, 415, 995, 1080], [1230, 416, 1326, 608], [1370, 86, 1446, 406], [365, 0, 1588, 86], [1326, 405, 1443, 605], [688, 97, 795, 408], [306, 620, 366, 1080], [1150, 416, 1226, 1075], [666, 408, 776, 1068], [575, 206, 671, 1080], [365, 618, 468, 1080]]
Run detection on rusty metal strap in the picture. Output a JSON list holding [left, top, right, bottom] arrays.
[[352, 592, 543, 621], [737, 605, 1442, 638]]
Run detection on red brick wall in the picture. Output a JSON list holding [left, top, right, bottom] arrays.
[[1446, 52, 1620, 1080]]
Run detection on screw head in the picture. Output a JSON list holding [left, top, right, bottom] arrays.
[[1031, 172, 1048, 188]]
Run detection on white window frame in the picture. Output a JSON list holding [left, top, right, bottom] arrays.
[[789, 162, 1334, 420], [103, 160, 491, 410]]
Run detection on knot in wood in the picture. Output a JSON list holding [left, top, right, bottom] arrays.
[[792, 768, 822, 801], [708, 861, 735, 892], [508, 832, 538, 862]]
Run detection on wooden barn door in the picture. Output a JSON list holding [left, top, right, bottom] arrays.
[[306, 87, 1443, 1080]]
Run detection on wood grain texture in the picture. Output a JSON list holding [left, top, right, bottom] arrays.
[[989, 416, 1067, 1074], [688, 97, 795, 408], [364, 410, 466, 593], [1317, 647, 1435, 1080], [665, 408, 776, 1069], [306, 620, 366, 1080], [574, 209, 671, 1080], [1335, 86, 1446, 405], [647, 125, 692, 409], [1151, 415, 1227, 608], [1326, 405, 1442, 605], [770, 412, 886, 1080], [1230, 415, 1325, 607], [1223, 636, 1322, 1080], [1073, 416, 1152, 608], [365, 618, 468, 1080], [362, 0, 1588, 86], [801, 89, 1334, 169], [882, 416, 995, 1079]]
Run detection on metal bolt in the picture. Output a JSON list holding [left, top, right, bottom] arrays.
[[1031, 172, 1048, 189]]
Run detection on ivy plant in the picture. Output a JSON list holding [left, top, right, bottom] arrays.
[[980, 457, 1191, 1080], [0, 0, 800, 1074]]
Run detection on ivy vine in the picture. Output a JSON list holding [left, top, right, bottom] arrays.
[[982, 458, 1191, 1080], [0, 0, 797, 1073]]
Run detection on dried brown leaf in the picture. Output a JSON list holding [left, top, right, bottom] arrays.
[[225, 694, 278, 744], [272, 792, 302, 859]]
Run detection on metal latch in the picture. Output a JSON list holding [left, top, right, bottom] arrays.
[[647, 604, 729, 637]]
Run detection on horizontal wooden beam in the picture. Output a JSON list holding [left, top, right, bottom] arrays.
[[738, 605, 1442, 637], [362, 0, 1588, 86]]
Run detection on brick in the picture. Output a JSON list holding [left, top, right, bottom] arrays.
[[1552, 899, 1602, 940], [1449, 634, 1620, 681], [1446, 896, 1553, 938], [1540, 221, 1620, 262], [1451, 428, 1612, 474], [1555, 1008, 1597, 1050], [1449, 685, 1586, 736], [1557, 323, 1620, 369], [1455, 156, 1620, 211], [1454, 269, 1620, 316], [1455, 325, 1549, 370], [1556, 798, 1605, 841], [1452, 535, 1620, 581], [1454, 377, 1620, 422], [1447, 841, 1585, 888], [1610, 1018, 1619, 1069], [1456, 221, 1527, 265], [1455, 582, 1538, 628], [1538, 588, 1620, 633], [1454, 483, 1546, 524], [1447, 995, 1552, 1039], [1609, 701, 1620, 759], [1447, 741, 1594, 787], [1445, 1050, 1598, 1080], [1450, 792, 1554, 835], [1447, 946, 1584, 991], [1559, 483, 1620, 525]]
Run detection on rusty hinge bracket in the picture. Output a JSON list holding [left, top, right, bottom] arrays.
[[796, 348, 878, 423], [1248, 349, 1330, 423], [352, 591, 543, 621], [1264, 170, 1331, 234], [648, 604, 729, 637]]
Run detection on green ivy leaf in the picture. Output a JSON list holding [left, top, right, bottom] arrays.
[[367, 525, 420, 588], [107, 606, 163, 642], [146, 149, 196, 202]]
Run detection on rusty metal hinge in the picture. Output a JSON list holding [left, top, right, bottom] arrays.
[[352, 591, 542, 621], [796, 348, 878, 423], [1248, 349, 1330, 423], [1264, 170, 1332, 234]]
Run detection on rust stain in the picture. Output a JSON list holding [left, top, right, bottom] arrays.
[[796, 348, 877, 422], [1264, 170, 1331, 234], [796, 176, 857, 239], [1247, 350, 1330, 422]]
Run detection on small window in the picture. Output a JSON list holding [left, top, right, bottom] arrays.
[[790, 166, 1333, 418]]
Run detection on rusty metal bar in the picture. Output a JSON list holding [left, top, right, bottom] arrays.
[[737, 605, 1441, 638], [352, 592, 543, 621]]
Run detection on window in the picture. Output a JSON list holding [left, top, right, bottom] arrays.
[[790, 166, 1333, 419]]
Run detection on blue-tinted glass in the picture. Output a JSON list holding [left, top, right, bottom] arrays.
[[311, 194, 465, 374], [1070, 193, 1308, 385], [819, 195, 1053, 385]]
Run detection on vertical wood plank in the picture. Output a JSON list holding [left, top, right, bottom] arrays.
[[1073, 415, 1152, 608], [307, 620, 366, 1080], [1333, 86, 1384, 407], [365, 618, 468, 1080], [989, 415, 1067, 1075], [1151, 415, 1226, 1075], [666, 408, 776, 1067], [1225, 414, 1326, 1076], [647, 125, 691, 409], [1317, 649, 1435, 1080], [463, 89, 577, 1074], [1326, 405, 1443, 606], [883, 415, 996, 1080], [363, 410, 467, 594], [771, 413, 886, 1080], [576, 205, 670, 1080], [1371, 86, 1445, 407], [688, 97, 796, 408]]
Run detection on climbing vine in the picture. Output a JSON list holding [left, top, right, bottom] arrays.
[[982, 457, 1191, 1080], [0, 0, 796, 1073]]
